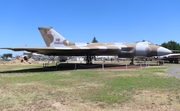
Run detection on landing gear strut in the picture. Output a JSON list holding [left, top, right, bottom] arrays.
[[86, 55, 93, 64], [175, 60, 179, 64], [130, 58, 134, 65]]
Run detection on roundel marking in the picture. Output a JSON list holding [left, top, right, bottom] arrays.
[[145, 47, 151, 53], [57, 38, 60, 42], [56, 38, 60, 42], [47, 31, 52, 34]]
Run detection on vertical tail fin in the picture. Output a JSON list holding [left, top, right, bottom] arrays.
[[38, 26, 74, 47]]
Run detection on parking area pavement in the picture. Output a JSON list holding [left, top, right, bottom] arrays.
[[167, 65, 180, 78]]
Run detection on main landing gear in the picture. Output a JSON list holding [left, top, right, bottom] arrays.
[[130, 57, 134, 65], [169, 59, 179, 64], [86, 55, 93, 64]]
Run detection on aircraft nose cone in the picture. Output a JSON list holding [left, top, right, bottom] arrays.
[[157, 47, 172, 56]]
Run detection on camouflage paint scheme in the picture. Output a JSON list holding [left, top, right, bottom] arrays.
[[1, 27, 172, 58]]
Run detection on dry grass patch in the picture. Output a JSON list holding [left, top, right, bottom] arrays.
[[1, 64, 180, 111], [117, 89, 180, 111], [153, 72, 170, 77]]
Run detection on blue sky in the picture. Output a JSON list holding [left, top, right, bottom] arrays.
[[0, 0, 180, 56]]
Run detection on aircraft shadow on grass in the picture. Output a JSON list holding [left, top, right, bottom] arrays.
[[0, 66, 61, 74], [0, 63, 134, 74]]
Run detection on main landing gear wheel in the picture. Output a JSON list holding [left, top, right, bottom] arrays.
[[86, 55, 93, 64], [130, 58, 134, 65]]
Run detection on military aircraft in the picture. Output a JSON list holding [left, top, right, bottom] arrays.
[[154, 53, 180, 63], [0, 26, 172, 64]]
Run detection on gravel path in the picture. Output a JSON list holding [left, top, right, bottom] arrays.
[[167, 65, 180, 78]]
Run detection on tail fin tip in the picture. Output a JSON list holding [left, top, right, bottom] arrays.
[[38, 26, 70, 47], [38, 26, 52, 30]]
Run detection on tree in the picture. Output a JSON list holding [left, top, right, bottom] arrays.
[[135, 40, 153, 44], [142, 40, 146, 42], [161, 40, 180, 50], [1, 53, 12, 60], [92, 37, 98, 43]]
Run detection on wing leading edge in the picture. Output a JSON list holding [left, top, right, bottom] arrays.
[[0, 46, 134, 56]]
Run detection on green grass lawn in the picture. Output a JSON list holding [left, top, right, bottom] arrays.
[[0, 64, 180, 111]]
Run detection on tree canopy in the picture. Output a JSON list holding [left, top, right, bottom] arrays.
[[92, 37, 98, 43], [161, 40, 180, 50], [1, 53, 12, 60]]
